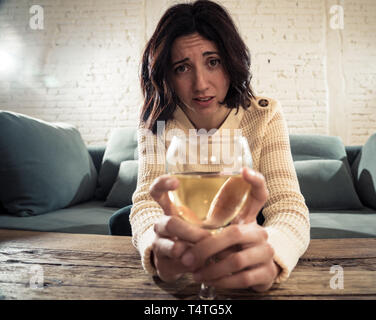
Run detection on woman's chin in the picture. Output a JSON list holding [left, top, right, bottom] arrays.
[[191, 102, 219, 115]]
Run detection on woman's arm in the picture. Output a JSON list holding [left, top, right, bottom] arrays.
[[130, 123, 210, 278], [173, 100, 310, 290], [129, 124, 166, 275], [259, 101, 310, 283]]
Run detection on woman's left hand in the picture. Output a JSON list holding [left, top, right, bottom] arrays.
[[179, 168, 281, 292]]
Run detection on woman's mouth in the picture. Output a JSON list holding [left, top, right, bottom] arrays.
[[193, 96, 214, 107]]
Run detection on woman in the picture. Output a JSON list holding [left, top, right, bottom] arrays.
[[129, 0, 310, 292]]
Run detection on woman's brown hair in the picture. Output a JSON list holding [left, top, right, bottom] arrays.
[[140, 0, 255, 133]]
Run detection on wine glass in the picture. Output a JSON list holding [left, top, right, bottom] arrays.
[[166, 133, 253, 300]]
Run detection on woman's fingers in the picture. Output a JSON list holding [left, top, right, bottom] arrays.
[[149, 175, 179, 216], [214, 245, 240, 261], [202, 262, 277, 290], [180, 223, 267, 270], [152, 230, 194, 283], [152, 220, 212, 282], [204, 175, 250, 227], [243, 168, 269, 203], [193, 242, 274, 282], [154, 215, 211, 243], [152, 236, 189, 260], [233, 168, 269, 224], [150, 191, 211, 283], [153, 253, 188, 283]]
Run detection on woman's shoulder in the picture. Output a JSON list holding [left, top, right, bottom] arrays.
[[242, 96, 282, 122], [249, 96, 281, 111]]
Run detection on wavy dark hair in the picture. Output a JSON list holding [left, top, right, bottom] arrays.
[[140, 0, 255, 133]]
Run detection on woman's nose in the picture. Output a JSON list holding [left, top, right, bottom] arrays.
[[193, 67, 209, 92]]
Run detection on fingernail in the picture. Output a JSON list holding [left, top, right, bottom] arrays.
[[181, 252, 194, 267], [166, 179, 175, 188], [247, 168, 256, 176]]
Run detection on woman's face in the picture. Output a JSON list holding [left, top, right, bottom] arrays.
[[169, 33, 231, 129]]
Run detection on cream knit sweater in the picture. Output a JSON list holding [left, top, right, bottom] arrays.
[[130, 97, 310, 283]]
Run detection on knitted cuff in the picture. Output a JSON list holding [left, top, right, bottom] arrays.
[[137, 226, 158, 276], [265, 226, 303, 283]]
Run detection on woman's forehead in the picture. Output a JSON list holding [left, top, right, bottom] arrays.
[[171, 33, 219, 59]]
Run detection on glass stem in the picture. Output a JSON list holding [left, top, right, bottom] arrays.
[[199, 283, 216, 300], [198, 228, 221, 300]]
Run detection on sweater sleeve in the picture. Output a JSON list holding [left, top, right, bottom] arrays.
[[129, 123, 166, 275], [258, 101, 310, 283]]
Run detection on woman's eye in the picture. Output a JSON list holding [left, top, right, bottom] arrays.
[[209, 59, 220, 67], [175, 65, 187, 73]]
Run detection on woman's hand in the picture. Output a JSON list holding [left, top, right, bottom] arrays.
[[149, 175, 211, 282], [182, 222, 280, 292], [178, 168, 281, 292]]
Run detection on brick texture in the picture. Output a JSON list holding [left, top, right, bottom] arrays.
[[0, 0, 375, 146]]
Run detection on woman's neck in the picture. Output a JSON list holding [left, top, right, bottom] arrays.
[[181, 106, 232, 132]]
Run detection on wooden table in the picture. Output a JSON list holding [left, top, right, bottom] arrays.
[[0, 229, 375, 300]]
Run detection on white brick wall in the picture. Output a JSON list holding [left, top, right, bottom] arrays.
[[342, 0, 376, 145], [0, 0, 375, 146]]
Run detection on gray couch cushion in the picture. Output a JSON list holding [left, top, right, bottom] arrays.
[[290, 134, 349, 162], [0, 111, 97, 217], [290, 134, 362, 210], [0, 201, 116, 234], [295, 159, 363, 210], [95, 128, 138, 200], [352, 133, 376, 209], [104, 160, 138, 208]]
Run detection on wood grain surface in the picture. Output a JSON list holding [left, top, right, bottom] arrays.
[[1, 229, 375, 300]]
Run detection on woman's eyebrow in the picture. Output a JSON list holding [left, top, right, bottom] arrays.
[[172, 57, 189, 67], [203, 51, 219, 56], [172, 51, 220, 66]]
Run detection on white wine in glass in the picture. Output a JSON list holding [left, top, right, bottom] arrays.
[[166, 134, 253, 300]]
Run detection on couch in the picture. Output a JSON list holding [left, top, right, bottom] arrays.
[[1, 111, 375, 239], [290, 134, 376, 239], [0, 111, 137, 235]]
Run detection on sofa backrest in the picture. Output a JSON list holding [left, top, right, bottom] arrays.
[[87, 133, 365, 210], [88, 134, 362, 173], [88, 145, 106, 174], [345, 145, 362, 167]]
